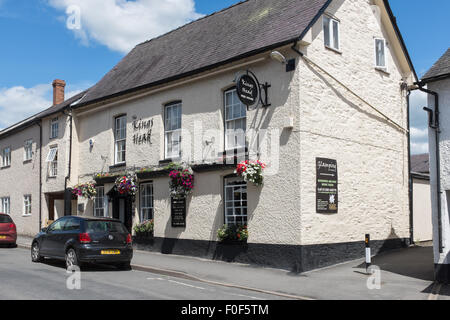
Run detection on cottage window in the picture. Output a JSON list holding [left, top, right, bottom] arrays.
[[375, 38, 387, 70], [1, 197, 10, 215], [114, 115, 127, 164], [164, 102, 182, 159], [23, 195, 32, 216], [224, 177, 247, 225], [323, 15, 340, 51], [224, 89, 246, 150], [2, 147, 11, 167], [140, 183, 154, 222], [50, 118, 59, 139], [94, 186, 107, 217], [24, 139, 33, 161], [46, 147, 58, 177]]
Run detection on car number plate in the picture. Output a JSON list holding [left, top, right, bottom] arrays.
[[0, 236, 6, 240], [101, 250, 121, 255]]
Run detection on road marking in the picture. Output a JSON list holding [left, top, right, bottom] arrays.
[[224, 292, 264, 300], [146, 277, 165, 281], [428, 282, 442, 300], [168, 279, 206, 290]]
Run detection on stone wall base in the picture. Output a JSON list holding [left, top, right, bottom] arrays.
[[133, 237, 410, 273]]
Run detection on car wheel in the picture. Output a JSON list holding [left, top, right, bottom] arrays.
[[65, 248, 81, 269], [31, 242, 43, 263], [117, 261, 131, 271]]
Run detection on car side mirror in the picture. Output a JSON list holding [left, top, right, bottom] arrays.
[[41, 227, 48, 233]]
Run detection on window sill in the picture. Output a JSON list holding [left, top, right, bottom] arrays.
[[325, 45, 342, 55], [159, 158, 181, 166], [48, 176, 57, 179], [23, 159, 32, 164], [375, 67, 390, 75], [1, 166, 11, 170], [110, 163, 126, 170], [22, 214, 32, 217]]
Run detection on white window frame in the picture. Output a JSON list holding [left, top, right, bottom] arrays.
[[93, 186, 108, 217], [114, 115, 127, 165], [164, 102, 182, 159], [224, 177, 248, 226], [24, 139, 33, 161], [2, 147, 11, 167], [1, 197, 10, 215], [140, 182, 154, 222], [50, 118, 59, 139], [323, 15, 340, 51], [46, 147, 58, 177], [374, 38, 387, 71], [224, 88, 247, 151], [23, 195, 32, 216]]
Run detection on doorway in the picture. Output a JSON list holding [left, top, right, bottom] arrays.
[[109, 192, 133, 233]]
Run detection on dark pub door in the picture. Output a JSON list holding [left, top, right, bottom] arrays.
[[108, 187, 133, 233]]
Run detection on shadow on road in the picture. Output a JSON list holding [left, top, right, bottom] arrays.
[[41, 259, 130, 273], [0, 244, 17, 249], [353, 245, 434, 282]]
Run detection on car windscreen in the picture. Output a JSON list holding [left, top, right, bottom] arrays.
[[0, 215, 12, 223], [85, 220, 128, 233]]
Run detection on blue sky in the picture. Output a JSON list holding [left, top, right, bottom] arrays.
[[0, 0, 448, 154]]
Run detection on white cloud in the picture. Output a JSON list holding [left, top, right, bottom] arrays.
[[410, 127, 428, 140], [47, 0, 203, 54], [411, 142, 429, 155], [0, 83, 89, 130]]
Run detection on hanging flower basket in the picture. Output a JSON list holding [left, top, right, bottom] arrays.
[[115, 174, 137, 196], [217, 224, 249, 244], [72, 182, 97, 200], [169, 166, 195, 198], [235, 160, 266, 186]]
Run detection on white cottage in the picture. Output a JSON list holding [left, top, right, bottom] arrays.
[[418, 48, 450, 283]]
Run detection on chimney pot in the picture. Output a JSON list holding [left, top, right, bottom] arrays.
[[52, 79, 66, 106]]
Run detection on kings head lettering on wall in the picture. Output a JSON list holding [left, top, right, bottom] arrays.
[[132, 118, 154, 145]]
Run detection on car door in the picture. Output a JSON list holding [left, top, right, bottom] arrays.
[[43, 218, 68, 258], [60, 217, 81, 253]]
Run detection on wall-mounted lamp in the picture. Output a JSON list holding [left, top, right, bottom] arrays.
[[270, 51, 287, 64], [270, 51, 296, 72], [89, 139, 95, 148]]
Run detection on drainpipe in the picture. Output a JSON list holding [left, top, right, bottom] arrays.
[[406, 90, 414, 245], [416, 85, 443, 253], [63, 108, 73, 216], [37, 121, 43, 232]]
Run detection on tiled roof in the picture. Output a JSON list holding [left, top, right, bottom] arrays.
[[77, 0, 330, 106], [411, 153, 430, 174], [422, 48, 450, 82]]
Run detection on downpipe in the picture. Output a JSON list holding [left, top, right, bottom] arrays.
[[419, 86, 443, 253]]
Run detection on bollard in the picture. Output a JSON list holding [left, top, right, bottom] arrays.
[[365, 234, 371, 272]]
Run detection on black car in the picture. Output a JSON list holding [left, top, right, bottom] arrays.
[[31, 216, 133, 270]]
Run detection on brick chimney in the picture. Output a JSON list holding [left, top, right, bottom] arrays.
[[52, 79, 66, 105]]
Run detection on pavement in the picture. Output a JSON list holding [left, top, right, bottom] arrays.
[[13, 235, 447, 300]]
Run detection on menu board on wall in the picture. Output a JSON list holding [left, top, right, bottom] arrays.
[[316, 158, 338, 214], [171, 197, 187, 228]]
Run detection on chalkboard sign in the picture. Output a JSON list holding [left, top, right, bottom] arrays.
[[316, 158, 338, 214], [236, 74, 258, 106], [171, 197, 186, 228]]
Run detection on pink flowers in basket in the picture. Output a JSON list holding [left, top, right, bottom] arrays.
[[169, 167, 195, 198]]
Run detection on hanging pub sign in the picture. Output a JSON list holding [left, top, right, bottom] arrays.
[[236, 74, 259, 106], [171, 197, 187, 228], [235, 71, 271, 108], [316, 158, 338, 214]]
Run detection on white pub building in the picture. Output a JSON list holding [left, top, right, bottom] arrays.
[[0, 0, 418, 272]]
